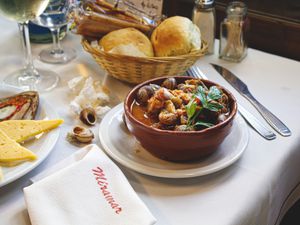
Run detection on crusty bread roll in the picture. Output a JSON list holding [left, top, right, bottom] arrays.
[[100, 28, 154, 57], [151, 16, 201, 57]]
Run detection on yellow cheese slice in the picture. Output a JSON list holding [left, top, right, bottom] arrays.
[[0, 129, 37, 163], [0, 119, 63, 143], [0, 161, 23, 167]]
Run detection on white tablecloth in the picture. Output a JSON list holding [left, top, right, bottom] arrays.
[[0, 17, 300, 225]]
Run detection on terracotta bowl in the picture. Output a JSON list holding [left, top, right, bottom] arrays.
[[124, 76, 237, 162]]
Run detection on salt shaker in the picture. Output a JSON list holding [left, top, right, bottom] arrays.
[[192, 0, 216, 55], [219, 1, 248, 62]]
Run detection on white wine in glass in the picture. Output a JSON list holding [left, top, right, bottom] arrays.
[[0, 0, 60, 92]]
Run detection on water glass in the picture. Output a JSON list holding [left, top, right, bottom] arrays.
[[33, 0, 76, 64]]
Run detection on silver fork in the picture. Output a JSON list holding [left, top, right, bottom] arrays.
[[187, 66, 276, 140]]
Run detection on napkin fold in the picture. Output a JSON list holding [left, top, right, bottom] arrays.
[[24, 144, 156, 225]]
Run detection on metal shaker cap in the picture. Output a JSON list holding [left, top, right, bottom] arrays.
[[195, 0, 214, 7]]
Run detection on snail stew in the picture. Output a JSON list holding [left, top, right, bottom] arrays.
[[131, 77, 231, 131]]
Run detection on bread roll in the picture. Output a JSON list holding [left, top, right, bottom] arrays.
[[151, 16, 201, 57], [100, 28, 154, 57]]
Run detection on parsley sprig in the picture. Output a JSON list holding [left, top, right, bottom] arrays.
[[185, 85, 224, 129]]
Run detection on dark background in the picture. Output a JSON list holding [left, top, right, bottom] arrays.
[[162, 0, 300, 61]]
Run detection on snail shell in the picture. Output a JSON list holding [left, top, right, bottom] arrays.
[[136, 85, 155, 105], [80, 107, 97, 126], [161, 78, 177, 90], [69, 126, 94, 143]]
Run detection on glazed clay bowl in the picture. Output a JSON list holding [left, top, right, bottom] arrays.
[[124, 76, 237, 162]]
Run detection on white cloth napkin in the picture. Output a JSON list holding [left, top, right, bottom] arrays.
[[24, 144, 156, 225]]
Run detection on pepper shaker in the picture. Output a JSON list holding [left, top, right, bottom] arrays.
[[219, 1, 248, 62], [192, 0, 216, 55]]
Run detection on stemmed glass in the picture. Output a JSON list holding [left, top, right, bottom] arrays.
[[32, 0, 76, 64], [0, 0, 60, 91]]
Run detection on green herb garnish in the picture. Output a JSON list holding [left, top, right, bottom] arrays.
[[194, 121, 215, 128], [186, 97, 197, 120], [207, 86, 223, 101], [185, 85, 224, 129]]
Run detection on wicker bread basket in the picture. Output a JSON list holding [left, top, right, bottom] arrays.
[[82, 39, 208, 84]]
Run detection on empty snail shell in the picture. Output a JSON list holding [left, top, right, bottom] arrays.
[[69, 126, 94, 143], [80, 107, 97, 126]]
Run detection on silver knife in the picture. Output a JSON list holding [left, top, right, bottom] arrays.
[[211, 63, 291, 137], [187, 66, 276, 140]]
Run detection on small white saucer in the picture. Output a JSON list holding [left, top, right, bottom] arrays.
[[99, 103, 249, 178], [0, 85, 61, 187]]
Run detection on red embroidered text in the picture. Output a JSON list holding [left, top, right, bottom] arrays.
[[92, 166, 123, 214]]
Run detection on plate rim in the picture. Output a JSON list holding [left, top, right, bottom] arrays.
[[99, 103, 249, 178], [0, 86, 60, 187]]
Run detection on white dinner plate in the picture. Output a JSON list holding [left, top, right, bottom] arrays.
[[99, 103, 249, 178], [0, 85, 60, 187]]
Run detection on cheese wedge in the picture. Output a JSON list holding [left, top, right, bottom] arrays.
[[0, 161, 23, 167], [0, 119, 63, 143], [0, 129, 37, 163]]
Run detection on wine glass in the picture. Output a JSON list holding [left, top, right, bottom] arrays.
[[32, 0, 76, 64], [0, 0, 60, 92]]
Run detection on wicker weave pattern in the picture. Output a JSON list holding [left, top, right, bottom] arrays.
[[82, 39, 208, 84]]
